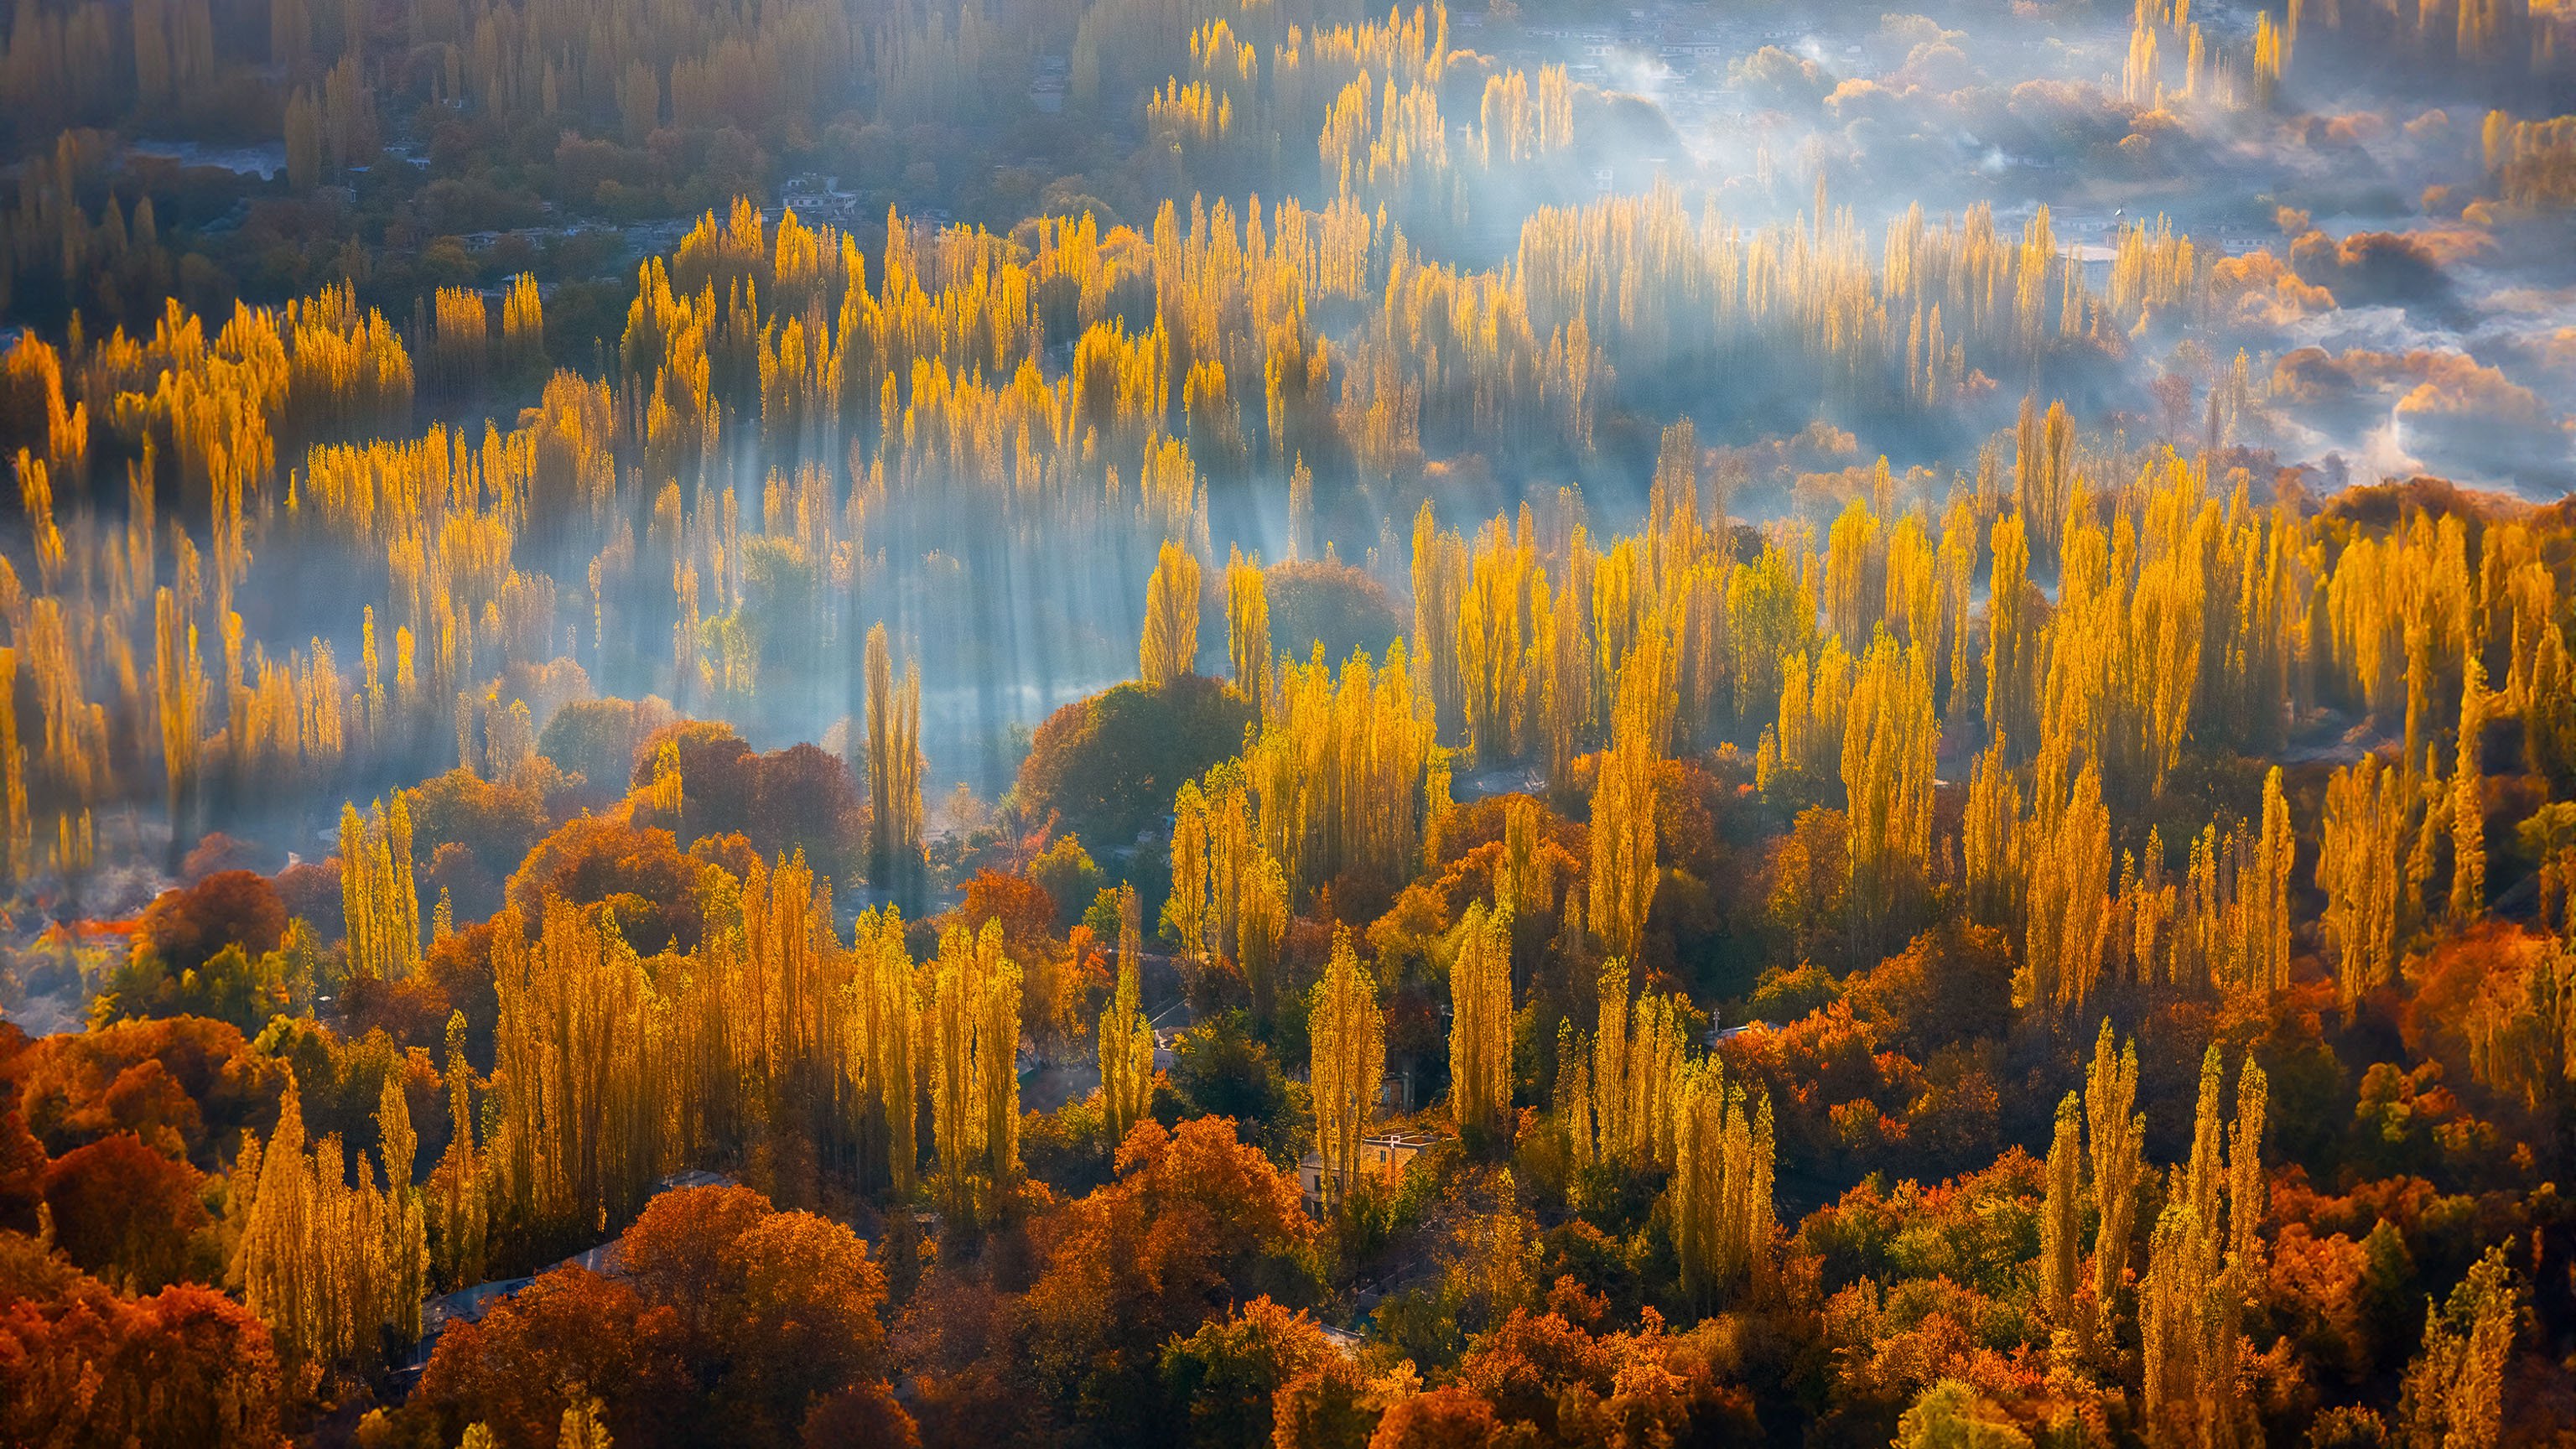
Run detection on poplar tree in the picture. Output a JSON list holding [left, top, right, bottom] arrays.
[[2225, 1057, 2269, 1274], [2319, 754, 2405, 1002], [377, 1075, 425, 1343], [1098, 885, 1155, 1150], [1166, 779, 1212, 956], [239, 1072, 320, 1379], [1589, 956, 1630, 1156], [154, 588, 205, 851], [489, 900, 660, 1245], [1588, 645, 1662, 964], [1963, 733, 2020, 927], [2085, 1022, 2144, 1323], [2040, 1091, 2082, 1323], [2141, 1046, 2267, 1449], [2450, 653, 2488, 921], [1842, 629, 1937, 953], [1985, 512, 2039, 748], [1671, 1057, 1774, 1306], [645, 737, 682, 821], [1457, 510, 1538, 764], [1412, 501, 1468, 736], [428, 1010, 486, 1291], [1623, 991, 1689, 1166], [1238, 850, 1290, 1026], [865, 625, 924, 908], [1540, 539, 1595, 786], [931, 920, 1019, 1220], [1447, 900, 1513, 1148], [852, 906, 918, 1195], [2021, 764, 2112, 1015], [2248, 766, 2296, 996], [2397, 1245, 2521, 1449], [1141, 538, 1202, 687], [340, 796, 421, 981], [1493, 796, 1556, 927], [0, 647, 24, 882], [979, 923, 1024, 1193], [1227, 545, 1270, 707], [1308, 929, 1384, 1202], [238, 1067, 426, 1386], [1553, 1018, 1596, 1171]]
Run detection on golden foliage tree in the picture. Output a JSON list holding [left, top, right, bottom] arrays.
[[1098, 884, 1156, 1150], [1670, 1056, 1774, 1306], [340, 796, 421, 982], [1446, 899, 1512, 1147], [865, 625, 924, 907], [1308, 928, 1384, 1201], [2040, 1091, 2082, 1323], [1227, 545, 1270, 707], [1142, 538, 1203, 687], [930, 919, 1021, 1220]]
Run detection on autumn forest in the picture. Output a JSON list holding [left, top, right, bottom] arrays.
[[2, 0, 2574, 1446]]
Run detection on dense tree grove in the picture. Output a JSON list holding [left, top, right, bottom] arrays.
[[4, 0, 2576, 1444]]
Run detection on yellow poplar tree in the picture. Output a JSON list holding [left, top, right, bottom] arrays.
[[1228, 545, 1270, 707], [2040, 1091, 2082, 1323], [1842, 629, 1937, 953], [1447, 900, 1513, 1147], [2319, 754, 2406, 1003], [377, 1075, 425, 1343], [1309, 928, 1384, 1201], [2451, 653, 2487, 921], [851, 906, 919, 1195], [931, 919, 1018, 1219], [2021, 764, 2112, 1015], [428, 1010, 486, 1291], [865, 625, 925, 906], [1588, 653, 1661, 964], [2396, 1246, 2521, 1449], [340, 796, 421, 981], [1238, 850, 1290, 1025], [1142, 538, 1202, 687], [1670, 1057, 1774, 1306], [2085, 1021, 2145, 1324], [1098, 885, 1155, 1150], [1986, 512, 2039, 748]]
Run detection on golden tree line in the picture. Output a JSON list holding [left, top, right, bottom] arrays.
[[418, 849, 1011, 1291], [2030, 1023, 2291, 1446], [0, 151, 2301, 855]]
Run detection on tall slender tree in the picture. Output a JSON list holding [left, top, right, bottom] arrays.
[[1309, 929, 1384, 1202], [1447, 900, 1513, 1148], [865, 625, 924, 909], [1142, 538, 1202, 687], [1099, 885, 1155, 1151], [2041, 1091, 2082, 1323]]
